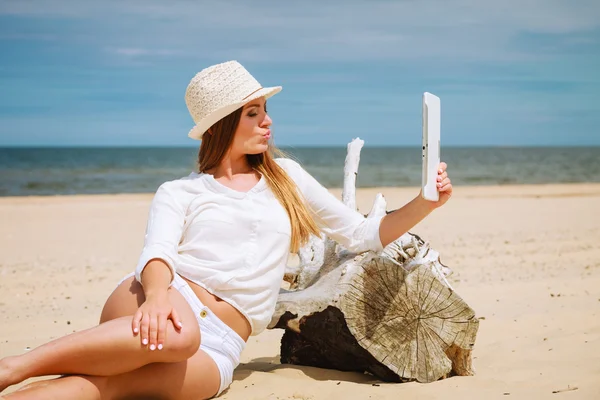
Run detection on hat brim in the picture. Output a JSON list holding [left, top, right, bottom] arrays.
[[187, 86, 282, 140]]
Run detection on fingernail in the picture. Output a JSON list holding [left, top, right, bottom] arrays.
[[158, 344, 163, 350], [178, 322, 183, 328], [133, 328, 138, 333], [150, 344, 156, 351], [437, 183, 442, 187], [439, 169, 443, 173], [142, 338, 148, 345]]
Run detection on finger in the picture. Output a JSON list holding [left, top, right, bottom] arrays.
[[170, 308, 183, 331], [140, 313, 150, 347], [439, 181, 452, 192], [132, 309, 142, 336], [438, 162, 447, 172], [149, 314, 158, 351], [437, 171, 448, 182], [437, 178, 451, 188], [157, 314, 167, 351]]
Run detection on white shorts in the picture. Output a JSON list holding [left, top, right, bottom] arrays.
[[118, 273, 246, 397]]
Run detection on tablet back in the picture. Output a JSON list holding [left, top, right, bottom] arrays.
[[422, 92, 441, 201]]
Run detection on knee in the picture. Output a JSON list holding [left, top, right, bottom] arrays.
[[163, 321, 200, 360]]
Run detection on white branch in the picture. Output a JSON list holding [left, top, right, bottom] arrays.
[[342, 138, 364, 210], [295, 233, 327, 289]]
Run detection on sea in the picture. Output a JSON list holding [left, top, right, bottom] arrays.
[[1, 146, 599, 196]]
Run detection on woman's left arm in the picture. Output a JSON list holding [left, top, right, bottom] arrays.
[[379, 162, 452, 247], [281, 159, 452, 252]]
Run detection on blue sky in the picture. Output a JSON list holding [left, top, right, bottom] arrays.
[[0, 0, 599, 147]]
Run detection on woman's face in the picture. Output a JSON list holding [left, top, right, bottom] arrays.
[[230, 97, 272, 157]]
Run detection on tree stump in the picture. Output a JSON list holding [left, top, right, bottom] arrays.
[[269, 138, 479, 383]]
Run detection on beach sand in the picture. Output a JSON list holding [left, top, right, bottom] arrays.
[[1, 183, 599, 399]]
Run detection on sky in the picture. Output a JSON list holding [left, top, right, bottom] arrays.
[[0, 0, 599, 147]]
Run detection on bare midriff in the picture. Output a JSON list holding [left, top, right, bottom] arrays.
[[180, 275, 252, 342]]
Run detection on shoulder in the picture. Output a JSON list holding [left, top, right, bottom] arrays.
[[274, 157, 303, 176], [154, 172, 206, 203], [274, 157, 320, 192], [275, 157, 299, 168], [275, 157, 308, 184]]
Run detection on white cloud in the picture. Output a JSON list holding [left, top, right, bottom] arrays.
[[1, 0, 598, 64]]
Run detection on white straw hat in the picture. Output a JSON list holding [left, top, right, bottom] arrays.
[[185, 60, 282, 140]]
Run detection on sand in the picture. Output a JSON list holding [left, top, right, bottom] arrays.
[[1, 183, 599, 399]]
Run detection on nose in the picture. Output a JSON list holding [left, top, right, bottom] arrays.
[[261, 113, 272, 128]]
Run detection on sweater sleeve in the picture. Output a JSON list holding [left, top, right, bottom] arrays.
[[277, 158, 384, 254], [134, 182, 186, 284]]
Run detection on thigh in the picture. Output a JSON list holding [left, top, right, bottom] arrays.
[[108, 346, 221, 400], [99, 275, 145, 323]]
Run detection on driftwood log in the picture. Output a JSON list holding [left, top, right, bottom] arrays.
[[269, 138, 479, 383]]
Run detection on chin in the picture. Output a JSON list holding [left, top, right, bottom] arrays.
[[247, 144, 269, 155]]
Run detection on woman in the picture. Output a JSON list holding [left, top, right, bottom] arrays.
[[0, 61, 452, 399]]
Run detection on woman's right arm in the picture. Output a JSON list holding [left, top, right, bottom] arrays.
[[134, 182, 185, 284], [132, 183, 186, 350]]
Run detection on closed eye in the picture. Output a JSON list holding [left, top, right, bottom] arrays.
[[246, 101, 267, 117]]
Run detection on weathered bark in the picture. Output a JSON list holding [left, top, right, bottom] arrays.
[[269, 138, 479, 383]]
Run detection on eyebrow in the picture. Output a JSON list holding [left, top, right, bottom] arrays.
[[245, 101, 267, 110]]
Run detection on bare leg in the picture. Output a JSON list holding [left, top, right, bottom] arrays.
[[3, 349, 220, 400], [0, 277, 200, 392], [2, 276, 221, 400]]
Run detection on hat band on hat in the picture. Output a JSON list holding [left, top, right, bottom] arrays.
[[242, 87, 264, 100]]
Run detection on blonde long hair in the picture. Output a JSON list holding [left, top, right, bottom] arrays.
[[197, 107, 320, 253]]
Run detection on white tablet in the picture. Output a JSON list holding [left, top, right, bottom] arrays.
[[421, 92, 441, 202]]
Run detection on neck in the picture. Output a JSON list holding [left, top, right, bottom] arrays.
[[211, 152, 254, 179]]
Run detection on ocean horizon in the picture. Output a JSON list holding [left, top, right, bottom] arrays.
[[1, 146, 599, 196]]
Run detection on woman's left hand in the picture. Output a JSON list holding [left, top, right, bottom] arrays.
[[429, 162, 452, 208]]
